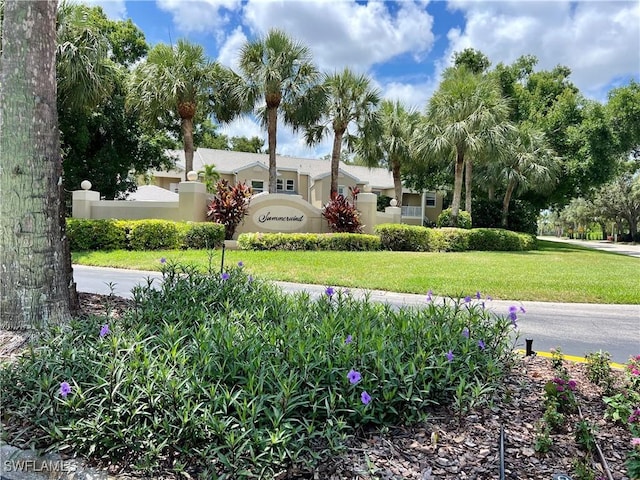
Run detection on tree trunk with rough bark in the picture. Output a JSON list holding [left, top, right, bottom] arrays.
[[267, 105, 278, 193], [0, 0, 71, 330], [391, 157, 403, 206], [330, 129, 344, 199], [502, 178, 517, 228], [181, 116, 195, 175], [450, 148, 465, 227], [464, 157, 473, 216]]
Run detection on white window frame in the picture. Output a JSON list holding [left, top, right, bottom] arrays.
[[276, 178, 284, 191], [425, 192, 437, 208], [285, 179, 295, 192], [251, 180, 265, 193]]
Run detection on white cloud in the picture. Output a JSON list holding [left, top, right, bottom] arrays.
[[156, 0, 242, 33], [241, 0, 436, 72], [83, 0, 127, 19], [444, 0, 640, 98], [216, 26, 247, 69], [381, 80, 438, 111]]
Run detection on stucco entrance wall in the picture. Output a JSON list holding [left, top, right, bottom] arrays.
[[236, 193, 329, 237]]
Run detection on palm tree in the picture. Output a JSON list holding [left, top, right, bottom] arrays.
[[414, 66, 511, 225], [128, 39, 217, 174], [305, 68, 380, 198], [359, 99, 420, 204], [236, 28, 324, 193], [56, 1, 118, 111], [498, 124, 558, 227], [197, 163, 221, 194]]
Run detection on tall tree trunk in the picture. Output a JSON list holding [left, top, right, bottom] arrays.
[[391, 157, 403, 206], [181, 116, 195, 175], [1, 0, 71, 329], [330, 129, 344, 199], [464, 157, 473, 215], [501, 178, 517, 228], [267, 106, 278, 193], [450, 148, 465, 227]]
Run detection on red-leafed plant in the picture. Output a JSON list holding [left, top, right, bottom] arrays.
[[322, 188, 363, 233], [207, 179, 253, 240]]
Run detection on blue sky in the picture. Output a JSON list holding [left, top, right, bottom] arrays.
[[90, 0, 639, 158]]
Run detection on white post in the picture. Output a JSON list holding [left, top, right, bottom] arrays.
[[72, 180, 100, 219]]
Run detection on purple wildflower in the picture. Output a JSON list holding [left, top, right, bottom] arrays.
[[221, 272, 230, 281], [478, 339, 486, 350], [248, 275, 253, 283], [361, 391, 372, 405], [160, 257, 166, 264], [99, 324, 109, 338], [486, 295, 493, 301], [446, 350, 454, 362], [475, 291, 482, 299], [345, 335, 353, 345], [426, 289, 433, 302], [520, 306, 526, 314], [347, 369, 362, 384], [237, 261, 244, 267], [325, 286, 335, 298], [462, 327, 469, 338], [567, 380, 577, 391], [60, 381, 71, 398], [464, 295, 471, 303]]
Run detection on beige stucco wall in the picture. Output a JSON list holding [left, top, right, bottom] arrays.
[[90, 201, 182, 221]]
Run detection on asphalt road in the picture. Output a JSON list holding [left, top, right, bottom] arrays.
[[73, 265, 639, 364]]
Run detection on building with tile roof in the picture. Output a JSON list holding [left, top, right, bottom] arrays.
[[150, 148, 443, 225]]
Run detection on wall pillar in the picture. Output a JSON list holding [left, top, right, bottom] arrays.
[[178, 181, 208, 222], [385, 199, 402, 224], [356, 192, 377, 234], [72, 183, 100, 219]]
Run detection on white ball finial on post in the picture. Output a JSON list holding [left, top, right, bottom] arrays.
[[186, 171, 198, 181], [80, 180, 92, 191]]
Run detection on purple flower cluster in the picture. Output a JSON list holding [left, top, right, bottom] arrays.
[[344, 340, 371, 405], [99, 324, 110, 338], [508, 305, 525, 327], [325, 286, 335, 298], [60, 381, 71, 398], [552, 377, 577, 392]]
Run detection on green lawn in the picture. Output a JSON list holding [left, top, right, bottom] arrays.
[[72, 240, 640, 304]]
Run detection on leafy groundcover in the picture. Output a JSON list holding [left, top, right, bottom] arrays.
[[0, 263, 518, 478]]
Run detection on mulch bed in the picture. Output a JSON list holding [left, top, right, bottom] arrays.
[[0, 293, 634, 480]]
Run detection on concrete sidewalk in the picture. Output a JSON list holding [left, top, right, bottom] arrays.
[[539, 236, 640, 258]]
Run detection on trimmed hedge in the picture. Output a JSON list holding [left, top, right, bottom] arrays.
[[437, 208, 472, 229], [66, 219, 225, 251], [374, 224, 431, 252], [66, 219, 127, 251], [238, 232, 381, 251], [376, 223, 536, 252]]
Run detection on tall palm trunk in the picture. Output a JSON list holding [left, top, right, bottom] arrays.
[[391, 157, 403, 205], [267, 105, 278, 193], [502, 177, 517, 228], [464, 157, 473, 215], [1, 0, 71, 329], [181, 116, 195, 174], [330, 128, 345, 199], [450, 148, 465, 226]]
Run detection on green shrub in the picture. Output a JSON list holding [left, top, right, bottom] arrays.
[[375, 223, 431, 251], [182, 222, 225, 249], [0, 266, 517, 477], [467, 228, 537, 251], [437, 208, 472, 229], [429, 227, 471, 252], [238, 232, 380, 251], [128, 220, 182, 250], [66, 218, 126, 250]]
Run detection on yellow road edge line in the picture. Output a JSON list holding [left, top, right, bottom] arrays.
[[515, 349, 626, 370]]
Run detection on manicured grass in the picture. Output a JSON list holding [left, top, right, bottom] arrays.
[[72, 240, 640, 304]]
